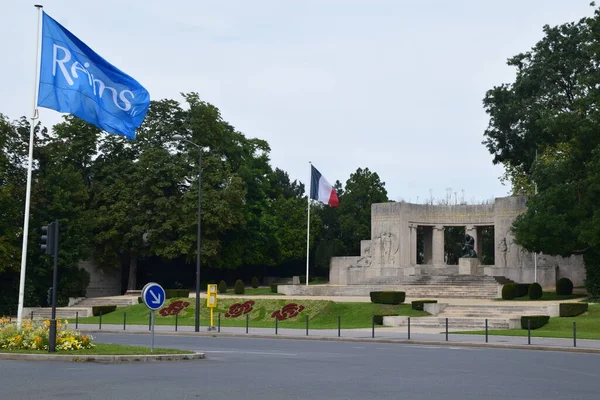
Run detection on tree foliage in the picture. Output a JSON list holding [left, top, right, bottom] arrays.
[[483, 5, 600, 295]]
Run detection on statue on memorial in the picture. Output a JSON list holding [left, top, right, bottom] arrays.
[[461, 234, 478, 258]]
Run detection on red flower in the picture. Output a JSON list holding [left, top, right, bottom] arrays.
[[158, 300, 191, 316], [224, 300, 255, 318], [271, 303, 305, 321]]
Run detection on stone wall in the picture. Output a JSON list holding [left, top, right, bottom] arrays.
[[79, 259, 121, 297]]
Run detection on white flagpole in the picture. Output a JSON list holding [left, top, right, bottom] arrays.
[[17, 4, 44, 328], [306, 161, 311, 286]]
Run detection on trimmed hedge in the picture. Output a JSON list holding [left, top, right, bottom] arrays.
[[521, 315, 549, 330], [502, 283, 517, 300], [270, 284, 278, 293], [411, 300, 437, 311], [528, 283, 543, 300], [556, 278, 574, 296], [234, 279, 245, 295], [92, 305, 117, 316], [165, 289, 190, 299], [559, 303, 588, 317], [516, 283, 531, 298], [251, 276, 260, 289], [370, 291, 405, 305], [137, 297, 143, 304], [218, 280, 227, 294]]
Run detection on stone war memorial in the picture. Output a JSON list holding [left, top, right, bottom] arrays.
[[279, 196, 585, 299]]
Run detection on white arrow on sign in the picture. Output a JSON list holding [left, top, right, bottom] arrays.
[[149, 290, 162, 305]]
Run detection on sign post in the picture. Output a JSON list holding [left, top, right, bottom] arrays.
[[141, 282, 166, 352], [207, 284, 218, 331]]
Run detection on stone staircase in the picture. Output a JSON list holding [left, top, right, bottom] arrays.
[[280, 275, 510, 299], [74, 296, 139, 307], [20, 296, 139, 321], [383, 303, 559, 330], [22, 307, 92, 319]]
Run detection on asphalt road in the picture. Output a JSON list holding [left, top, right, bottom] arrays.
[[1, 333, 599, 400]]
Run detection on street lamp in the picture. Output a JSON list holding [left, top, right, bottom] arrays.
[[173, 134, 202, 332]]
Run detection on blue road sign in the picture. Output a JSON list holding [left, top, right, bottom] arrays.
[[142, 282, 166, 311]]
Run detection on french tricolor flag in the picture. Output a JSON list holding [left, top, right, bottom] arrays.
[[310, 165, 339, 208]]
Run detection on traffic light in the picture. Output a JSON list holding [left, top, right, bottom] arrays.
[[41, 222, 56, 255]]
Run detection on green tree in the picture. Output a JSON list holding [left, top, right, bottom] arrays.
[[482, 5, 600, 295]]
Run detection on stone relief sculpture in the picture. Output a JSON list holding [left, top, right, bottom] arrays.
[[498, 237, 507, 267], [461, 234, 478, 258], [355, 231, 399, 267]]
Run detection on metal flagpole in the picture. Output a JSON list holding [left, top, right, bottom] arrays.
[[306, 161, 311, 286], [534, 149, 538, 283], [17, 4, 44, 329]]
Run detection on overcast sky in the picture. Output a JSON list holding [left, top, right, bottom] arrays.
[[1, 1, 595, 203]]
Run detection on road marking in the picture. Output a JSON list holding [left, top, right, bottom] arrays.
[[205, 350, 298, 356]]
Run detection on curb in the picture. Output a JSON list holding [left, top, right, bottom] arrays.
[[79, 329, 600, 354], [0, 352, 205, 363]]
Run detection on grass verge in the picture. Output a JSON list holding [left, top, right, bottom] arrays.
[[455, 303, 600, 340], [77, 298, 426, 329]]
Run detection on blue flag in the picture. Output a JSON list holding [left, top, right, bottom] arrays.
[[37, 12, 150, 139]]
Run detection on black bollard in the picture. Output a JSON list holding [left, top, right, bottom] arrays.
[[99, 311, 102, 330], [175, 313, 178, 332], [372, 315, 375, 338], [408, 317, 411, 340], [246, 314, 249, 334], [275, 316, 278, 335], [123, 312, 126, 331], [573, 321, 577, 348], [528, 319, 531, 345], [445, 318, 448, 341], [338, 316, 341, 337], [485, 319, 488, 343], [306, 314, 309, 336], [30, 311, 33, 321], [218, 313, 221, 333], [75, 311, 78, 329], [148, 312, 151, 331]]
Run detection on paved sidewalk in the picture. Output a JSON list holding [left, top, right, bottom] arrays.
[[77, 323, 600, 354]]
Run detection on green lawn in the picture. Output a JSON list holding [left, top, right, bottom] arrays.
[[455, 303, 600, 340], [77, 298, 426, 329], [0, 343, 193, 355], [495, 292, 586, 301]]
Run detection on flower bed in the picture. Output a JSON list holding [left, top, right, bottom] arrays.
[[225, 301, 255, 318], [0, 317, 94, 351], [271, 303, 305, 321], [159, 300, 191, 316]]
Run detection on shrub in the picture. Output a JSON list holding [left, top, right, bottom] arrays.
[[528, 282, 543, 300], [521, 315, 549, 330], [411, 300, 437, 311], [515, 283, 531, 298], [251, 276, 260, 289], [92, 305, 117, 316], [218, 280, 227, 294], [165, 289, 190, 299], [137, 297, 143, 304], [502, 283, 517, 300], [270, 284, 278, 293], [556, 278, 574, 296], [234, 279, 245, 294], [369, 291, 405, 305], [559, 303, 588, 317]]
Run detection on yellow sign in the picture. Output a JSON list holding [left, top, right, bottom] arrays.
[[207, 284, 218, 294], [207, 293, 217, 308]]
